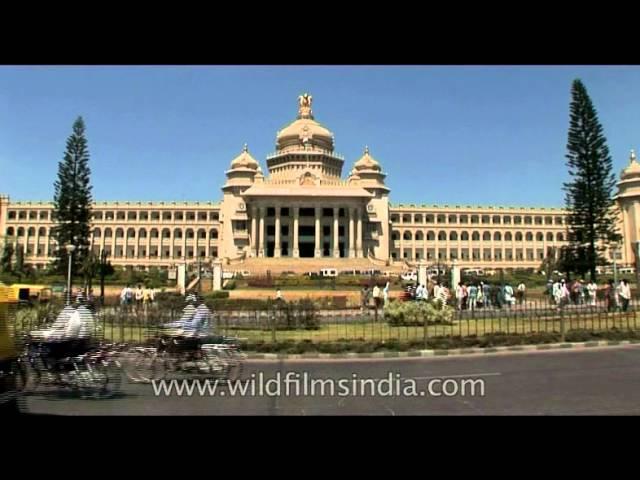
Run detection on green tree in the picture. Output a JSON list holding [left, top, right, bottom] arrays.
[[0, 242, 13, 273], [563, 79, 620, 281], [14, 245, 24, 274], [51, 117, 93, 276]]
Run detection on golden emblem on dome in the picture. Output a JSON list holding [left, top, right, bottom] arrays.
[[297, 93, 313, 119]]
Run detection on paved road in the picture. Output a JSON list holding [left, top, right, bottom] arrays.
[[20, 345, 640, 415]]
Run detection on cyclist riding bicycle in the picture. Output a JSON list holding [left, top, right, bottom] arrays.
[[29, 304, 98, 368]]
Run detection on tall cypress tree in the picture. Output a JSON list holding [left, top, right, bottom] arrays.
[[51, 117, 93, 276], [563, 79, 620, 281]]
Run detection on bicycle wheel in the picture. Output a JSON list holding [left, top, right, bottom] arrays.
[[135, 352, 166, 384], [226, 353, 244, 382], [120, 349, 146, 383], [92, 360, 122, 399]]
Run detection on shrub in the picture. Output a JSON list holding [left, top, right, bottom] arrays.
[[384, 299, 454, 326], [204, 291, 230, 300], [247, 276, 275, 288]]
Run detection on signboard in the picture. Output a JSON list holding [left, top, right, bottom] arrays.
[[168, 269, 177, 280]]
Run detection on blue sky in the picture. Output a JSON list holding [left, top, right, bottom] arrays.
[[1, 66, 639, 207]]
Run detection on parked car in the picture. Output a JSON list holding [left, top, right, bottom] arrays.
[[320, 268, 338, 277], [401, 271, 418, 282]]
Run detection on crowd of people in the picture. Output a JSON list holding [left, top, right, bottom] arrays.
[[368, 276, 635, 313], [547, 278, 632, 312], [119, 284, 156, 312]]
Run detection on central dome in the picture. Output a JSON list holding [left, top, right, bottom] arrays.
[[275, 93, 334, 152], [622, 149, 640, 180]]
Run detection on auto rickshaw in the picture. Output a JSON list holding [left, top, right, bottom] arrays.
[[0, 282, 21, 413]]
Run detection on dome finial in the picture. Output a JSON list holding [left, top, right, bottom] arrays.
[[364, 145, 369, 155], [297, 93, 313, 119], [631, 149, 637, 162], [243, 143, 248, 153]]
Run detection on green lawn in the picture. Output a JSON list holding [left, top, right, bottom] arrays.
[[96, 311, 635, 345], [16, 306, 640, 345]]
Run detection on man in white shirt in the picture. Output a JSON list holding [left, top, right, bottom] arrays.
[[618, 279, 631, 312], [433, 282, 441, 303], [372, 284, 382, 309], [135, 285, 144, 311], [455, 282, 464, 310], [587, 280, 598, 307], [517, 282, 526, 305]]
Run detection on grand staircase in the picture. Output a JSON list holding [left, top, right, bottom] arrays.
[[226, 257, 390, 276]]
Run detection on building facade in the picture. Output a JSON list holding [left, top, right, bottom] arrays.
[[1, 94, 639, 272]]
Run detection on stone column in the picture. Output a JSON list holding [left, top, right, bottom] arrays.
[[34, 229, 40, 258], [450, 259, 461, 290], [412, 230, 416, 261], [399, 231, 404, 262], [348, 207, 355, 258], [133, 232, 139, 259], [293, 206, 300, 258], [418, 261, 428, 287], [356, 207, 363, 258], [333, 207, 340, 258], [250, 206, 257, 257], [314, 207, 322, 258], [258, 206, 265, 258], [212, 260, 223, 291], [46, 229, 52, 258], [146, 229, 151, 260], [423, 229, 427, 260], [274, 206, 281, 258], [181, 228, 187, 261]]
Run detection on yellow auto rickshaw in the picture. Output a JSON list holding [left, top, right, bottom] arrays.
[[0, 282, 20, 413]]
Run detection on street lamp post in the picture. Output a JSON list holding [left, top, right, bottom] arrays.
[[65, 244, 76, 305]]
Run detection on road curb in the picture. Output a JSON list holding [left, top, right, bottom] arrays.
[[245, 339, 640, 360]]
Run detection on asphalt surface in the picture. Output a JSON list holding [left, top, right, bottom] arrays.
[[19, 345, 640, 415]]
